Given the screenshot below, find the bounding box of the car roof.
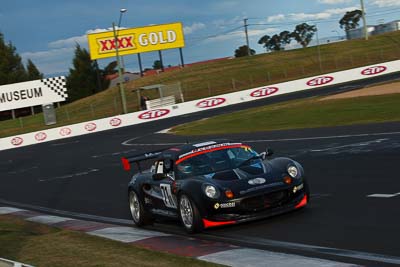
[160,140,244,161]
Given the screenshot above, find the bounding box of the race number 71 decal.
[160,184,177,209]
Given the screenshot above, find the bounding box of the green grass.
[0,215,223,267]
[172,93,400,135]
[1,31,400,138]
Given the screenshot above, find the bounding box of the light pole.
[360,0,368,40]
[315,23,322,73]
[113,8,128,114]
[243,18,251,56]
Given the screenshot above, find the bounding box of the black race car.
[122,141,309,233]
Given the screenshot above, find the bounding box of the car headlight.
[287,166,298,178]
[204,185,219,199]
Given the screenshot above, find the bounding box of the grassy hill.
[1,31,400,138]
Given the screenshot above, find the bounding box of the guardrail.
[1,60,399,151]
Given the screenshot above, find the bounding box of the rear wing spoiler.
[121,151,162,172]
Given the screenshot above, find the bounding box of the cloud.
[267,14,285,23]
[21,28,112,75]
[267,6,358,23]
[371,0,400,7]
[210,0,240,10]
[48,27,123,49]
[21,47,75,75]
[205,27,277,43]
[213,16,243,29]
[48,35,88,49]
[184,22,206,34]
[318,0,354,4]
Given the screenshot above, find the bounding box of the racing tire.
[129,189,153,226]
[178,194,203,234]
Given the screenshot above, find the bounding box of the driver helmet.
[178,162,192,174]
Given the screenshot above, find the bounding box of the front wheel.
[129,190,153,226]
[178,194,203,233]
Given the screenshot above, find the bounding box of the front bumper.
[202,190,308,228]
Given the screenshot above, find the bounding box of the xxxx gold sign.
[87,22,185,60]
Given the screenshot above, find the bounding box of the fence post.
[283,68,288,79]
[65,108,70,121]
[19,117,23,129]
[113,97,118,114]
[231,78,236,91]
[90,104,95,118]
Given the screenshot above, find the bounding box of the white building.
[347,26,375,40]
[374,20,400,35]
[346,20,400,40]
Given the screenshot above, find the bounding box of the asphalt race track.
[1,74,400,266]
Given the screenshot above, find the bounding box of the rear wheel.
[129,189,153,226]
[178,194,203,233]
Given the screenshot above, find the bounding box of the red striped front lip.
[295,194,308,209]
[202,218,236,229]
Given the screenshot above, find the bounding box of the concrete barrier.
[0,257,34,267]
[1,60,399,151]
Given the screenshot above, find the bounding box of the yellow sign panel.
[87,22,185,60]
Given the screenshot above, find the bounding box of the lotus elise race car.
[122,141,309,233]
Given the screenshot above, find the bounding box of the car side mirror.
[266,148,274,157]
[153,173,167,181]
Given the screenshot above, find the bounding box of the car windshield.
[176,145,262,178]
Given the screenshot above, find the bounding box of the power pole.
[244,18,251,56]
[360,0,368,40]
[112,22,128,114]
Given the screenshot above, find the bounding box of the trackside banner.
[87,22,185,60]
[0,77,67,111]
[1,60,399,151]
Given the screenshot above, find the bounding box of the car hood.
[199,161,289,196]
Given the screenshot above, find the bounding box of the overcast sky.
[1,0,400,76]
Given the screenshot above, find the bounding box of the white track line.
[198,248,359,267]
[38,168,100,182]
[27,215,72,225]
[212,235,400,265]
[88,226,170,243]
[121,131,400,146]
[367,192,400,198]
[244,131,400,143]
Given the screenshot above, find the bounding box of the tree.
[339,10,363,39]
[26,59,43,80]
[234,45,256,57]
[0,32,28,85]
[279,31,292,48]
[66,44,101,102]
[103,60,118,75]
[258,35,271,51]
[152,60,163,70]
[291,23,317,48]
[258,31,292,52]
